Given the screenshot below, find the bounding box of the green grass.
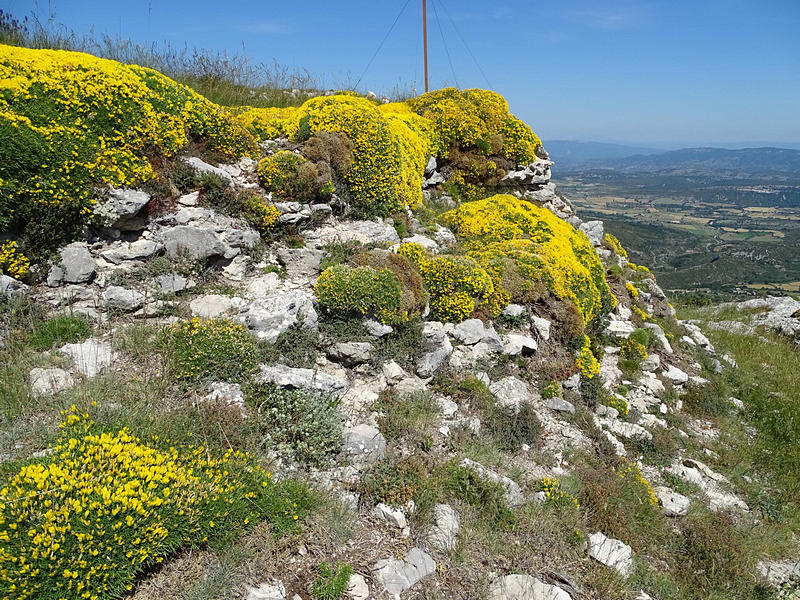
[27,315,91,351]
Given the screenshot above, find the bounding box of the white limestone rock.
[588,532,634,577]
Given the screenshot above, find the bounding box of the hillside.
[1,45,800,600]
[557,146,800,178]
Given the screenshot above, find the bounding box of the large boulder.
[161,226,230,260]
[489,376,532,410]
[96,187,151,230]
[59,242,96,284]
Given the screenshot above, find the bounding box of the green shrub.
[196,172,280,233]
[541,381,562,400]
[629,327,651,347]
[312,562,354,600]
[443,463,515,526]
[485,403,542,453]
[245,383,342,466]
[314,264,405,324]
[26,315,91,351]
[0,407,311,600]
[260,323,320,368]
[376,390,439,443]
[257,150,320,202]
[682,379,732,418]
[166,318,259,382]
[432,372,494,412]
[352,250,427,318]
[360,456,431,508]
[677,512,766,599]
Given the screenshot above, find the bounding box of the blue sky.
[10,0,800,147]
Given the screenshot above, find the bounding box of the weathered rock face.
[488,574,571,600]
[255,364,348,396]
[372,547,435,596]
[588,532,634,577]
[241,290,318,344]
[59,339,115,378]
[59,242,97,284]
[425,503,460,552]
[96,187,151,231]
[342,424,386,465]
[490,377,532,410]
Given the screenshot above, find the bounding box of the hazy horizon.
[6,0,800,145]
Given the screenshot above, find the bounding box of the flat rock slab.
[60,339,114,378]
[373,547,435,596]
[342,424,386,465]
[255,364,348,396]
[190,294,246,319]
[654,486,690,517]
[245,580,285,600]
[488,574,571,600]
[490,376,532,410]
[29,367,75,397]
[588,531,634,577]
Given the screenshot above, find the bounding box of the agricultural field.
[556,172,800,299]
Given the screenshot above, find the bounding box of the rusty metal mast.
[423,0,429,92]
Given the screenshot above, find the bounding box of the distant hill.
[544,140,661,167]
[553,145,800,177]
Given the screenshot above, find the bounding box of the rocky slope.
[1,46,799,600]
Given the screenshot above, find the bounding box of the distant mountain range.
[545,141,800,177]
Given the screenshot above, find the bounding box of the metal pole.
[423,0,429,92]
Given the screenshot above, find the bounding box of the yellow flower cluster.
[576,335,600,379]
[233,105,297,141]
[604,233,628,258]
[621,338,648,362]
[607,396,630,417]
[617,462,660,506]
[398,242,496,322]
[535,476,580,509]
[168,317,259,382]
[0,407,304,600]
[625,281,639,299]
[380,103,439,209]
[627,263,651,274]
[284,94,404,217]
[0,45,255,255]
[632,305,652,323]
[234,89,542,218]
[0,240,29,280]
[244,196,280,233]
[440,194,615,325]
[406,88,542,163]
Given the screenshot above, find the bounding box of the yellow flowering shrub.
[166,318,259,382]
[576,335,600,379]
[604,233,628,258]
[257,151,319,202]
[621,338,648,362]
[607,396,630,417]
[398,242,496,322]
[314,264,406,324]
[380,103,440,209]
[234,105,297,141]
[284,95,404,217]
[0,407,312,600]
[0,44,256,256]
[618,462,660,507]
[625,281,639,299]
[242,195,280,233]
[440,195,615,325]
[0,240,29,280]
[534,476,580,509]
[406,87,542,163]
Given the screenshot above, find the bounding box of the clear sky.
[9,0,800,147]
